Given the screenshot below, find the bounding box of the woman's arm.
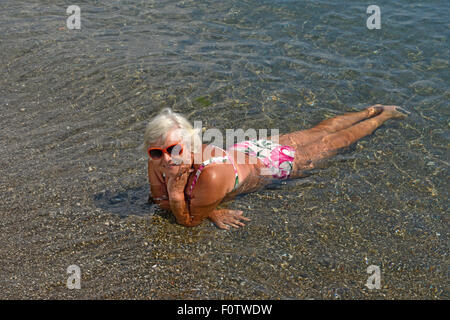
[147,160,170,210]
[169,197,220,227]
[165,164,211,226]
[168,166,250,228]
[169,196,250,229]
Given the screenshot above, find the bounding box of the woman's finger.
[176,165,184,177]
[219,223,229,230]
[178,165,192,178]
[233,211,251,221]
[233,220,246,227]
[227,221,241,228]
[215,221,228,230]
[231,216,246,225]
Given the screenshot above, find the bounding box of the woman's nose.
[162,151,172,162]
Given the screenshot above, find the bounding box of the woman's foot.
[380,105,411,119]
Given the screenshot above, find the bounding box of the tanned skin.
[147,104,409,229]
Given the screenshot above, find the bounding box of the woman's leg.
[277,105,383,147]
[289,106,409,177]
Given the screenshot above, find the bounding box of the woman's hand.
[209,209,251,230]
[166,164,193,199]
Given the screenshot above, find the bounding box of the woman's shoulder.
[190,145,229,171]
[188,165,230,205]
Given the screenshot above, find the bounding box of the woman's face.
[149,127,192,176]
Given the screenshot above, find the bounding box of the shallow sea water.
[0,0,448,299]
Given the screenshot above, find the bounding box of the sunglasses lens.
[167,144,182,156]
[149,149,163,159]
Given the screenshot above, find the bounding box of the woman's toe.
[394,106,410,115]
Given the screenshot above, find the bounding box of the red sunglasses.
[147,143,183,160]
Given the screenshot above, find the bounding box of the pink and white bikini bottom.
[228,139,296,179]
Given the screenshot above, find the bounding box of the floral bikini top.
[187,147,239,200]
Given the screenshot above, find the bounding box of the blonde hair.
[141,108,202,154]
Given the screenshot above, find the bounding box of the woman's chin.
[162,165,180,175]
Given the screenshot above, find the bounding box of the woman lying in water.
[142,105,409,229]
